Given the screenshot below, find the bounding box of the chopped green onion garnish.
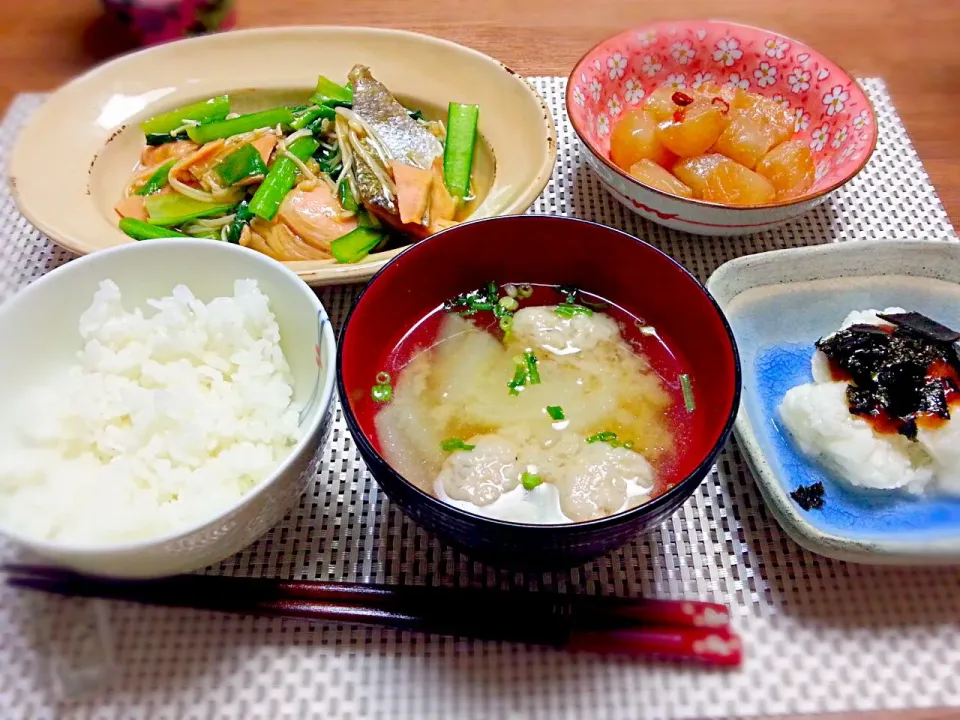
[546,406,565,421]
[524,351,540,385]
[517,284,534,299]
[372,371,393,403]
[371,384,393,403]
[586,431,618,444]
[680,373,696,412]
[623,440,635,449]
[445,281,501,317]
[521,471,543,491]
[558,284,579,304]
[441,438,476,452]
[555,304,593,318]
[498,296,519,312]
[499,315,514,333]
[507,363,527,396]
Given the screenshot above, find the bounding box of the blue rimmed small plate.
[708,240,960,564]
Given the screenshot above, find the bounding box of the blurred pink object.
[101,0,236,46]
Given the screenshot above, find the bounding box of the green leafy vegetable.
[441,437,476,452]
[525,350,541,385]
[680,373,696,412]
[555,304,594,319]
[311,76,353,106]
[186,107,294,144]
[223,201,255,244]
[331,227,383,264]
[546,406,565,421]
[443,103,479,198]
[145,133,178,146]
[144,194,237,227]
[338,179,358,211]
[118,218,188,241]
[290,105,335,131]
[134,159,177,196]
[521,472,543,490]
[586,431,618,444]
[248,135,319,221]
[140,95,230,135]
[215,144,268,186]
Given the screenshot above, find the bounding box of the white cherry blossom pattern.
[664,73,687,90]
[810,123,831,152]
[788,67,811,94]
[642,54,663,77]
[607,94,622,117]
[597,113,610,137]
[764,37,790,59]
[607,52,628,80]
[671,40,696,65]
[691,71,714,90]
[725,73,750,91]
[830,124,849,148]
[754,61,777,88]
[637,29,658,47]
[815,159,831,180]
[772,94,790,110]
[822,84,850,116]
[839,142,857,163]
[573,85,586,107]
[624,78,645,105]
[852,108,872,130]
[589,79,603,102]
[794,108,811,132]
[712,37,743,67]
[592,59,602,72]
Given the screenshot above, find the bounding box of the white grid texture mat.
[1,77,959,720]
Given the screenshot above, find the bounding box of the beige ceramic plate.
[9,27,556,286]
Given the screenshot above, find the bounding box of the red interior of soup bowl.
[566,20,878,206]
[339,216,740,497]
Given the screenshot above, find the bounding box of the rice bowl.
[0,238,336,577]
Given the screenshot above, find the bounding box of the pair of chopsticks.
[3,564,741,666]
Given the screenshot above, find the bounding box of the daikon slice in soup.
[366,283,696,524]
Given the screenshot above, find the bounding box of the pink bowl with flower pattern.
[566,20,878,236]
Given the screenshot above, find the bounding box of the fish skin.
[351,138,396,215]
[348,65,443,170]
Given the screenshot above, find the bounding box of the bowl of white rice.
[0,238,336,577]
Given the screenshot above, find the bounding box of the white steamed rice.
[0,279,300,544]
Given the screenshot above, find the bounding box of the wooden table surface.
[0,1,958,718]
[0,0,957,230]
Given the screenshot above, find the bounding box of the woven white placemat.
[1,78,959,720]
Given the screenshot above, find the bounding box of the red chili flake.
[712,97,731,113]
[672,109,685,123]
[671,91,695,106]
